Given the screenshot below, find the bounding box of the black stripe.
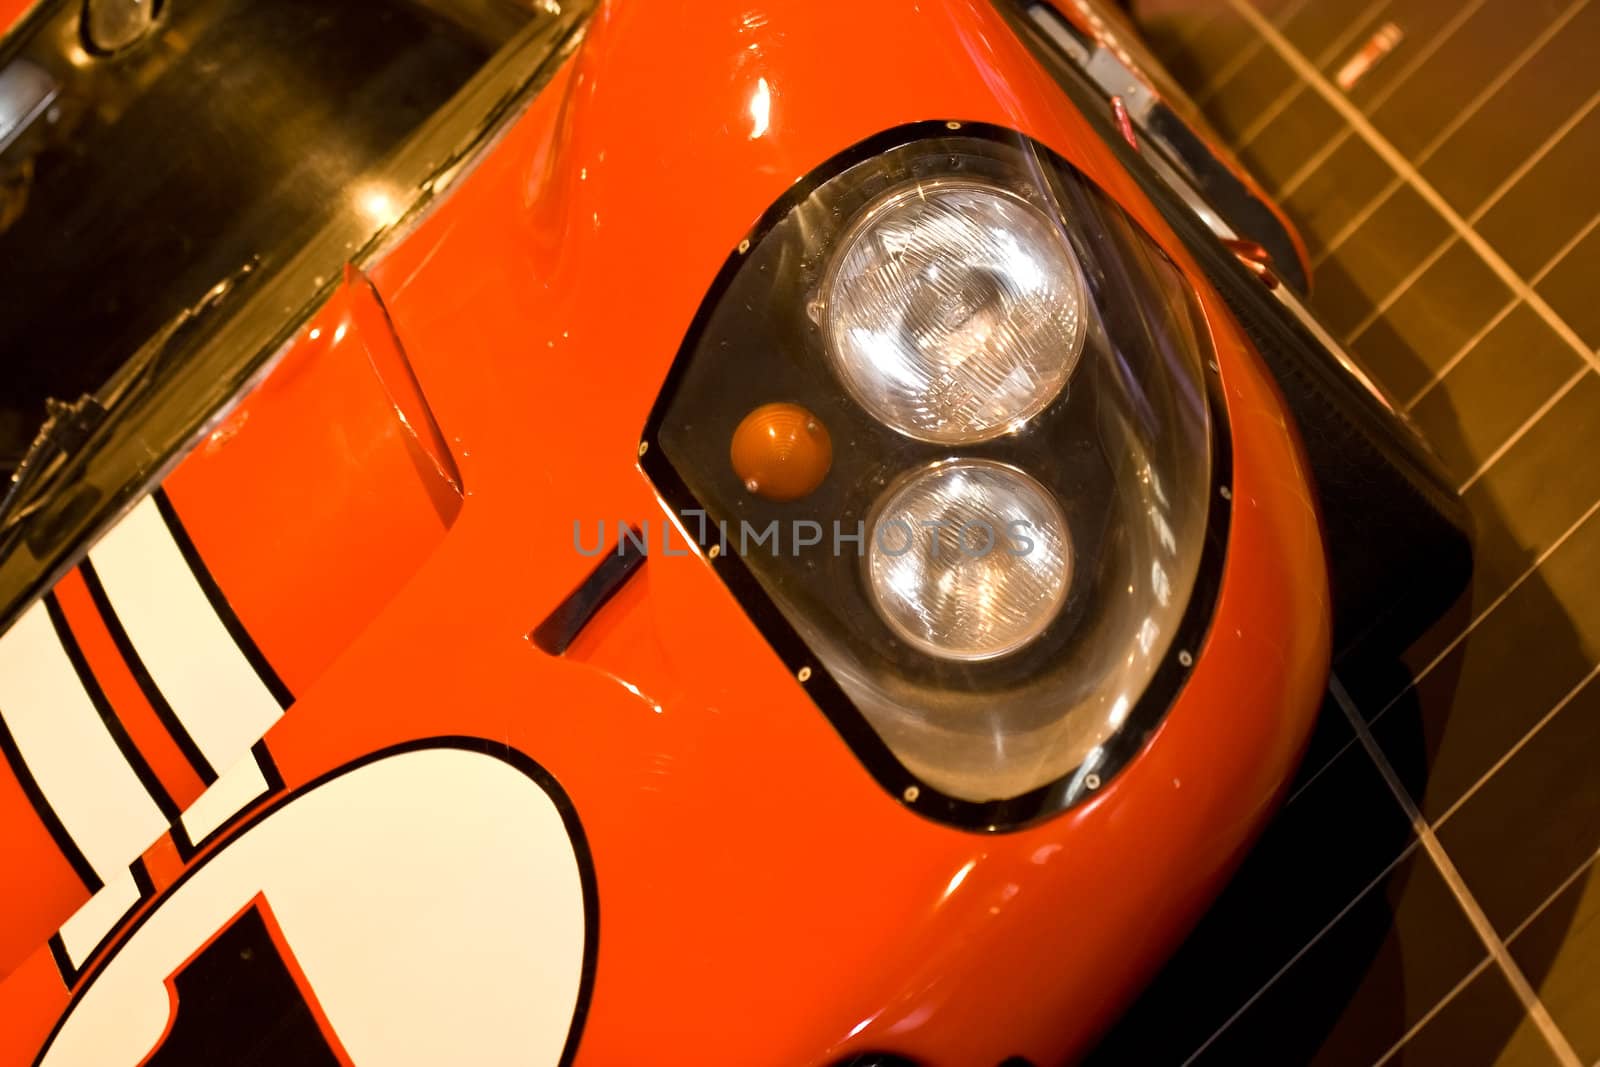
[47,934,74,986]
[130,855,155,896]
[79,560,218,785]
[252,738,285,792]
[45,594,182,824]
[171,744,284,863]
[0,706,101,893]
[150,489,294,710]
[169,813,193,860]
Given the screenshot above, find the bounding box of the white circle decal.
[39,743,594,1066]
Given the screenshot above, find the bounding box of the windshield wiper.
[0,393,107,536]
[0,258,258,548]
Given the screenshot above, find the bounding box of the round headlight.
[867,459,1071,661]
[821,179,1087,444]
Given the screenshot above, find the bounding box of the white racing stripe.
[0,602,168,883]
[2,491,293,974]
[57,871,143,967]
[88,496,284,774]
[181,754,271,847]
[0,602,168,968]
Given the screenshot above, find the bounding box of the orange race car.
[0,0,1469,1063]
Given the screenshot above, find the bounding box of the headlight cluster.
[641,123,1228,828]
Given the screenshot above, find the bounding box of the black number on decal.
[140,898,349,1066]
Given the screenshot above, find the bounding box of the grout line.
[1328,676,1585,1067]
[1533,210,1600,284]
[1300,0,1588,271]
[1401,298,1518,412]
[1308,174,1399,269]
[1508,846,1600,945]
[1367,490,1600,731]
[1406,0,1594,167]
[1354,0,1492,116]
[1282,730,1355,808]
[1457,369,1590,493]
[1296,459,1598,797]
[1229,0,1391,150]
[1403,211,1600,411]
[1308,174,1398,270]
[1467,86,1600,220]
[1232,83,1306,150]
[1342,88,1600,346]
[1273,0,1484,206]
[1300,592,1598,813]
[1434,661,1600,831]
[1399,0,1584,169]
[1311,0,1398,69]
[1433,0,1593,137]
[1223,0,1397,150]
[1222,0,1600,372]
[1195,36,1268,106]
[1193,0,1321,106]
[1177,840,1422,1067]
[1274,126,1349,199]
[1339,234,1455,345]
[1370,958,1496,1067]
[1186,15,1596,1052]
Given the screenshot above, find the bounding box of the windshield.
[0,0,589,629]
[0,0,540,471]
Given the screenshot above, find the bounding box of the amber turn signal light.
[730,402,832,501]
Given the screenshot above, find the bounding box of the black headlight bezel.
[639,120,1234,832]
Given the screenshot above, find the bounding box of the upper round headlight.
[821,179,1088,444]
[867,458,1071,661]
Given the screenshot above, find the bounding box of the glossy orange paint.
[2,0,1329,1062]
[0,0,32,35]
[0,738,83,989]
[160,278,462,698]
[0,948,66,1066]
[51,568,206,811]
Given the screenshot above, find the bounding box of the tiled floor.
[1090,1,1600,1063]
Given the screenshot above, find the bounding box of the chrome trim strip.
[0,58,55,156]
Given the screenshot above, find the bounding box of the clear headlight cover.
[642,125,1226,827]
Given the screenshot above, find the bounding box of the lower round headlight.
[866,459,1070,661]
[822,179,1088,444]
